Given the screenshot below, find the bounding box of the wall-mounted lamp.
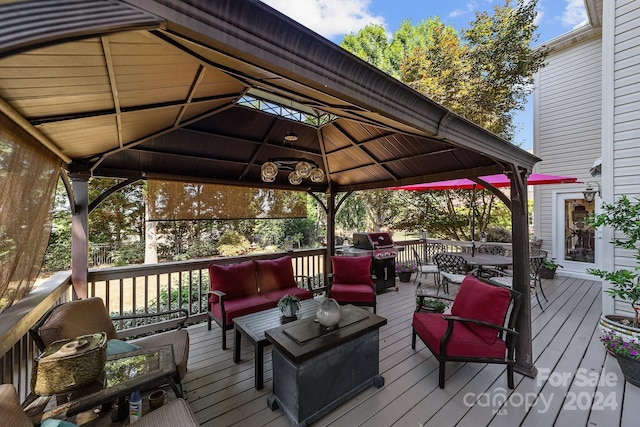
[582,181,601,203]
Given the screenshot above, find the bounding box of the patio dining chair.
[411,275,523,389]
[433,253,469,294]
[412,248,439,288]
[489,255,547,310]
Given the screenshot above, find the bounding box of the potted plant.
[277,294,300,319]
[396,261,416,282]
[588,196,640,345]
[600,330,640,387]
[540,258,563,279]
[417,298,449,313]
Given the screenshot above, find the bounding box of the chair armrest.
[293,275,312,291]
[443,314,518,335]
[111,308,189,328]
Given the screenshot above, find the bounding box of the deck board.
[180,276,639,427]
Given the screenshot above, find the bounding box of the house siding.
[611,0,640,314]
[534,35,602,260]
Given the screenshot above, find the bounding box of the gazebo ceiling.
[0,0,540,193]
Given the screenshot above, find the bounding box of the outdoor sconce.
[582,181,601,203]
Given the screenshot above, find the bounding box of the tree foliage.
[339,0,545,239]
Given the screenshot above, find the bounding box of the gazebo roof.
[0,0,539,193]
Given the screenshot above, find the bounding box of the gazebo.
[0,0,540,380]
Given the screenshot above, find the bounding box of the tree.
[341,25,393,75]
[340,0,544,239]
[401,0,545,139]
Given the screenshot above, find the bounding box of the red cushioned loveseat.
[207,255,314,349]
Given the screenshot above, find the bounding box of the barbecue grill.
[339,232,399,293]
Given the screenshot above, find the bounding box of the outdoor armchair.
[29,298,190,394]
[411,275,523,389]
[1,383,199,427]
[328,256,376,313]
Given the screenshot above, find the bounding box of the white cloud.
[261,0,386,41]
[561,0,587,28]
[449,1,478,19]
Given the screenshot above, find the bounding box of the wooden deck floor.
[181,276,640,427]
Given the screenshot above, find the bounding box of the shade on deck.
[182,275,637,427]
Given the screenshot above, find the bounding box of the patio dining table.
[443,252,513,275]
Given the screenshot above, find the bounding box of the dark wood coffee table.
[233,298,318,390]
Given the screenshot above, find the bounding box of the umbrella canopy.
[391,173,578,191]
[389,173,578,256]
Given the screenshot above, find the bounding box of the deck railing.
[0,240,425,400]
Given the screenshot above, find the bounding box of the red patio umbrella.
[390,173,579,255]
[391,173,578,191]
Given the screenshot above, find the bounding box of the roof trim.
[0,0,164,56]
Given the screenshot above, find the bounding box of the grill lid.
[352,232,394,249]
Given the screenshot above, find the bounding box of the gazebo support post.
[70,172,90,299]
[509,172,537,379]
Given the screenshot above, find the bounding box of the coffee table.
[233,298,318,390]
[27,345,179,424]
[265,305,387,427]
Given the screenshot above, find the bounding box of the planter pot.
[280,306,298,319]
[599,314,640,343]
[398,272,412,282]
[616,354,640,388]
[540,266,557,279]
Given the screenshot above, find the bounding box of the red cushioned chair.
[329,256,376,313]
[411,275,523,389]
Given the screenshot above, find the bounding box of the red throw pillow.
[256,256,296,293]
[451,275,512,344]
[331,256,372,285]
[208,260,257,301]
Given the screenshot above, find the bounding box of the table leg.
[255,342,265,390]
[234,329,241,363]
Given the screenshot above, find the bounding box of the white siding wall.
[610,0,640,314]
[534,36,602,258]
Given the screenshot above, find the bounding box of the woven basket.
[31,332,107,396]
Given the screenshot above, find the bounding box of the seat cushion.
[330,283,374,303]
[262,286,313,304]
[451,275,511,344]
[0,384,32,427]
[413,312,506,359]
[419,264,439,273]
[107,339,142,356]
[331,256,373,285]
[440,272,466,284]
[131,329,190,381]
[489,276,513,287]
[255,256,296,293]
[208,260,258,303]
[37,297,118,346]
[134,398,199,427]
[209,294,275,325]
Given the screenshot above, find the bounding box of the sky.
[260,0,590,150]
